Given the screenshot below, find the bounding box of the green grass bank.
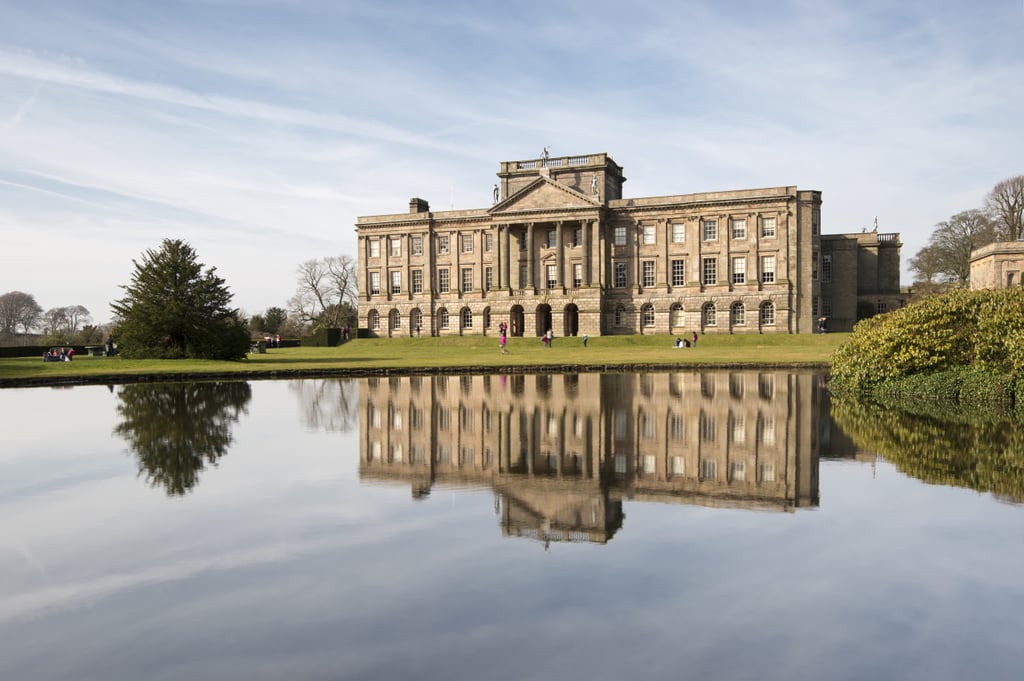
[0,333,844,388]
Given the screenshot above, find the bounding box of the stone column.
[525,222,535,292]
[556,221,564,288]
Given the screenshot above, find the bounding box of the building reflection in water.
[360,371,825,545]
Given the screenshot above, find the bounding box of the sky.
[1,0,1022,326]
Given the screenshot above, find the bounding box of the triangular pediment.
[490,176,601,215]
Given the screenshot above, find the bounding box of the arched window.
[389,309,400,331]
[461,307,473,329]
[759,301,775,326]
[702,302,717,327]
[410,308,422,335]
[368,309,380,330]
[670,303,684,328]
[641,304,655,327]
[483,307,491,329]
[730,302,745,326]
[438,308,449,330]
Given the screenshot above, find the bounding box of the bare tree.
[0,290,43,335]
[985,175,1024,241]
[911,210,996,287]
[42,305,92,337]
[288,255,358,330]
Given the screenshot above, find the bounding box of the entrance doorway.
[564,304,579,336]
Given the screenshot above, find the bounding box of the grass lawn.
[0,333,846,387]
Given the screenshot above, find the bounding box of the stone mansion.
[356,152,902,337]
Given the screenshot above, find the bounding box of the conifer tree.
[111,239,250,359]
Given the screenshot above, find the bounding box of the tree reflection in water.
[831,397,1024,503]
[287,378,358,433]
[114,381,252,495]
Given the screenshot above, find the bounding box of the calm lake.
[2,371,1023,681]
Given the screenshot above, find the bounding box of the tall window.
[368,309,379,329]
[812,208,820,235]
[703,219,718,241]
[671,259,685,286]
[573,263,583,288]
[390,238,401,257]
[614,305,625,326]
[614,226,627,246]
[412,269,423,294]
[462,308,472,329]
[485,233,493,251]
[703,302,717,327]
[438,235,449,254]
[822,297,833,317]
[670,303,684,328]
[411,236,423,256]
[461,267,473,292]
[642,260,656,287]
[761,255,776,284]
[573,227,582,247]
[730,302,745,326]
[546,264,557,289]
[642,304,655,327]
[703,258,717,285]
[731,218,747,239]
[389,309,400,330]
[369,271,381,295]
[369,239,380,258]
[822,254,832,283]
[812,249,819,280]
[672,222,685,243]
[438,308,449,329]
[759,301,775,325]
[390,270,401,294]
[732,257,746,284]
[519,264,527,288]
[761,217,777,238]
[546,229,557,248]
[614,262,628,288]
[438,269,450,293]
[643,224,656,245]
[484,267,493,291]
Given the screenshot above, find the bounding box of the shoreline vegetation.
[0,333,842,388]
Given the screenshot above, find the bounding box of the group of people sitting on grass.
[674,332,699,349]
[42,347,75,362]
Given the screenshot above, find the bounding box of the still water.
[1,371,1022,681]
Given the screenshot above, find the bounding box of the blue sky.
[2,0,1022,325]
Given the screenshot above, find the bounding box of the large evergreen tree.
[111,239,250,359]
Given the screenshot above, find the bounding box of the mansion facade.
[356,152,901,337]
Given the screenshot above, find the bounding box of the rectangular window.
[485,267,493,291]
[546,264,557,289]
[761,255,776,284]
[412,269,423,294]
[461,267,473,292]
[732,257,746,284]
[369,239,380,258]
[547,229,557,248]
[812,208,820,236]
[761,217,777,238]
[731,219,747,239]
[671,456,685,476]
[614,226,627,246]
[672,222,685,243]
[573,263,582,288]
[702,258,717,285]
[369,271,381,295]
[812,249,819,280]
[462,234,473,253]
[390,238,401,257]
[670,413,685,440]
[730,461,746,482]
[439,269,450,293]
[877,302,888,314]
[671,259,685,286]
[438,235,449,254]
[701,458,717,480]
[703,219,717,241]
[822,297,833,317]
[642,260,655,287]
[485,233,493,252]
[822,254,832,283]
[573,227,582,247]
[390,270,401,294]
[614,262,627,288]
[411,236,423,256]
[519,264,527,288]
[643,224,655,245]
